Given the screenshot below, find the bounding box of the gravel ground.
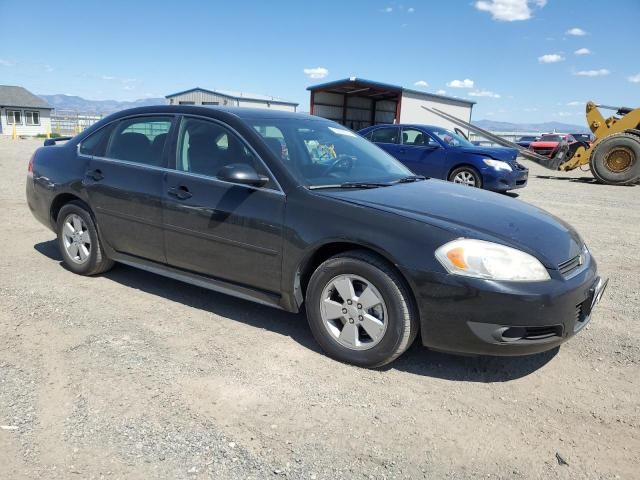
[1,137,638,480]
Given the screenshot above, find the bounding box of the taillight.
[27,153,34,176]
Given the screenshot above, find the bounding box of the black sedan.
[26,106,607,367]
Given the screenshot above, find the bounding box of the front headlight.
[483,159,512,171]
[435,239,550,282]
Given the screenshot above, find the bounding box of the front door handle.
[168,185,192,200]
[85,169,103,181]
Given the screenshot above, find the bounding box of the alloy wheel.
[453,170,477,186]
[62,214,92,264]
[319,274,388,351]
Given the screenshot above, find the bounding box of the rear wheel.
[449,166,482,188]
[305,250,418,368]
[56,202,113,275]
[589,133,640,185]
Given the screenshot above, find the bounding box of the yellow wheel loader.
[422,103,640,186]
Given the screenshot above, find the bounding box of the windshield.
[249,118,413,187]
[539,135,563,142]
[428,127,474,147]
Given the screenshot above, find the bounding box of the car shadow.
[34,239,557,383]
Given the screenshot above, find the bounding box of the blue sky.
[1,0,638,123]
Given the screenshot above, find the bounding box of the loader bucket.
[421,107,568,171]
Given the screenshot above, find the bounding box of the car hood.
[530,141,560,148]
[317,180,583,268]
[457,146,519,163]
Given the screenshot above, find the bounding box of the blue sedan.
[358,124,529,192]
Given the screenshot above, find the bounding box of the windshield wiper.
[309,181,393,190]
[394,175,427,183]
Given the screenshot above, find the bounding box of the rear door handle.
[168,185,192,200]
[85,169,103,181]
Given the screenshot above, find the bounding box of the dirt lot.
[1,137,638,480]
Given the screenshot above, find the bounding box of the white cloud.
[538,53,564,63]
[446,78,474,88]
[566,27,587,36]
[407,7,415,13]
[303,67,329,79]
[574,69,610,77]
[566,101,583,106]
[101,75,116,81]
[574,48,590,55]
[436,89,447,95]
[385,6,392,12]
[469,89,501,98]
[474,0,546,22]
[627,73,640,83]
[555,111,579,117]
[414,80,429,87]
[0,58,14,67]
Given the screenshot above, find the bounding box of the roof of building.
[165,87,298,106]
[307,77,476,107]
[0,85,52,109]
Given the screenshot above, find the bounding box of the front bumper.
[481,164,529,192]
[406,256,605,356]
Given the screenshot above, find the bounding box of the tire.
[448,166,482,188]
[56,201,114,276]
[589,133,640,185]
[305,250,418,368]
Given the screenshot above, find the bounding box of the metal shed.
[166,87,298,112]
[307,77,475,131]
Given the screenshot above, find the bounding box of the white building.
[307,77,475,131]
[0,85,52,136]
[166,87,298,112]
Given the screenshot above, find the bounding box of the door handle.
[168,185,192,200]
[85,169,103,181]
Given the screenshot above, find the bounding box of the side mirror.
[217,163,269,187]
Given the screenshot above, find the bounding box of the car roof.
[359,123,449,132]
[101,105,323,122]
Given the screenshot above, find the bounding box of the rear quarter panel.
[27,143,89,230]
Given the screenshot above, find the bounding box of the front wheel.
[589,133,640,185]
[449,166,482,188]
[305,251,418,368]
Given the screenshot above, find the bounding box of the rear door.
[397,127,447,177]
[369,126,401,157]
[81,115,174,263]
[162,116,285,293]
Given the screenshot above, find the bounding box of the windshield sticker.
[328,127,357,137]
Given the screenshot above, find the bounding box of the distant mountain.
[38,94,166,114]
[474,119,588,133]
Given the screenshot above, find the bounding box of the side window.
[105,116,172,166]
[253,125,290,162]
[402,128,438,147]
[370,127,399,144]
[79,123,115,157]
[177,117,275,189]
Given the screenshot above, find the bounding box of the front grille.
[575,302,584,323]
[558,254,582,276]
[532,148,553,156]
[516,179,527,185]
